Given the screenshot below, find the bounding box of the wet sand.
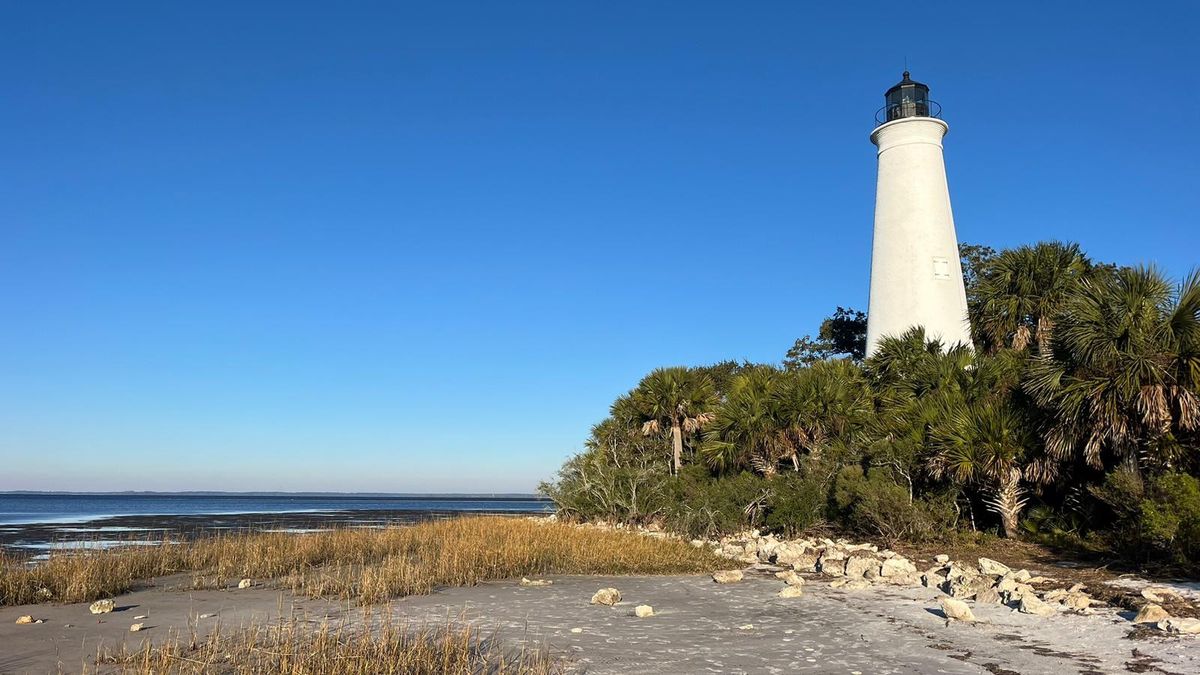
[3,569,1198,674]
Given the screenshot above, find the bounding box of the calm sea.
[0,493,552,555]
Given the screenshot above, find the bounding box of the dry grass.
[1,516,720,606]
[93,613,563,674]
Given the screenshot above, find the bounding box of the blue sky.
[1,1,1196,492]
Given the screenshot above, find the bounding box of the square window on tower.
[932,257,952,280]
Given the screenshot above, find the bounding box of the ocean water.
[0,493,552,554]
[0,493,551,526]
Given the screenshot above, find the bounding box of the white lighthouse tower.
[865,72,972,356]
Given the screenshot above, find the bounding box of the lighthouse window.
[932,257,952,280]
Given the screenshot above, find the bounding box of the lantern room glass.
[884,73,930,122]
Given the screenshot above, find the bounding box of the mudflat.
[3,569,1199,674]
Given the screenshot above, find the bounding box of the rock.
[712,570,744,584]
[1158,617,1200,635]
[590,588,622,606]
[520,577,553,587]
[1062,592,1092,611]
[844,556,881,579]
[830,578,872,591]
[775,570,805,587]
[883,571,924,587]
[774,542,812,567]
[818,550,847,576]
[89,600,115,615]
[945,563,977,582]
[634,604,654,618]
[570,627,583,634]
[1133,603,1171,625]
[1141,587,1181,604]
[133,615,148,620]
[738,624,755,630]
[129,623,145,632]
[237,578,252,589]
[1042,589,1068,603]
[15,615,35,625]
[942,580,978,600]
[690,539,705,548]
[1019,595,1058,617]
[756,541,782,563]
[923,572,947,589]
[935,554,950,564]
[1012,570,1032,582]
[1067,583,1086,593]
[34,587,53,601]
[939,597,976,622]
[790,552,822,573]
[778,586,805,598]
[975,588,1003,604]
[978,557,1011,577]
[198,613,215,619]
[880,557,918,577]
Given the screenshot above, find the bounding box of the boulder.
[1061,592,1092,611]
[790,552,822,573]
[1019,595,1058,617]
[1158,617,1200,635]
[942,580,978,600]
[1011,569,1032,582]
[774,542,812,567]
[590,588,622,606]
[818,550,847,577]
[237,578,253,589]
[89,600,115,615]
[922,572,947,589]
[634,605,654,618]
[775,570,805,587]
[712,570,744,584]
[935,554,950,564]
[756,540,783,563]
[939,597,976,622]
[882,571,924,587]
[129,622,145,632]
[880,557,917,577]
[520,577,553,587]
[978,557,1011,577]
[1141,587,1181,604]
[1042,589,1068,603]
[15,615,34,625]
[778,586,805,598]
[830,578,872,591]
[844,555,881,579]
[975,588,1003,604]
[1133,603,1170,625]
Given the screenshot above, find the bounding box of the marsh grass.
[1,516,720,606]
[93,612,564,674]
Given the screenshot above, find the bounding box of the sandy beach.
[4,567,1199,674]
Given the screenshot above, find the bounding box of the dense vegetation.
[541,242,1200,570]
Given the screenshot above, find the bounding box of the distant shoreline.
[0,491,547,499]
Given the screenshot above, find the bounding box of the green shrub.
[663,467,767,538]
[539,453,669,524]
[1140,472,1200,567]
[762,473,830,536]
[833,466,957,544]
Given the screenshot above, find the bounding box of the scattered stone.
[590,588,622,606]
[1133,603,1171,625]
[712,570,744,584]
[939,597,976,622]
[520,577,553,587]
[978,557,1011,577]
[845,555,880,579]
[129,623,145,632]
[1011,569,1032,582]
[89,600,115,615]
[237,578,253,589]
[15,615,35,625]
[634,604,655,618]
[923,572,947,589]
[818,550,847,576]
[778,586,805,598]
[1061,592,1092,611]
[775,570,805,587]
[198,613,215,619]
[1158,617,1200,635]
[570,627,583,634]
[883,571,924,587]
[738,624,755,630]
[975,588,1003,604]
[935,554,950,564]
[34,587,53,601]
[830,578,872,591]
[1043,589,1068,603]
[1067,583,1086,593]
[1141,587,1181,604]
[133,615,148,620]
[1019,595,1058,617]
[790,552,822,573]
[880,557,917,577]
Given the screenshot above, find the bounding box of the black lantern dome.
[876,71,942,125]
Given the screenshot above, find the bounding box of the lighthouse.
[865,72,972,356]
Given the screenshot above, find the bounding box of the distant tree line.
[540,242,1200,570]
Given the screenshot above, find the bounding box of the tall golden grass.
[93,613,563,674]
[1,516,719,606]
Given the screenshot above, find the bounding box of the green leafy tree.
[785,307,867,368]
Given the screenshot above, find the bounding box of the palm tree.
[701,368,790,476]
[930,400,1037,537]
[633,367,718,475]
[1025,266,1200,472]
[774,359,871,464]
[971,241,1092,354]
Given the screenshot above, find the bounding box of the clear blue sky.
[2,1,1196,492]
